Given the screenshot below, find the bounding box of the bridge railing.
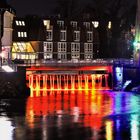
[12,58,114,66]
[10,52,136,67]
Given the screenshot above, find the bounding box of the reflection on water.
[0,117,14,140]
[0,91,140,140]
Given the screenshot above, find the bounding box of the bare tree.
[90,0,136,58]
[53,0,136,58]
[108,0,136,57]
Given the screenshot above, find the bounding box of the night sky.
[8,0,58,16]
[8,0,90,17]
[7,0,136,18]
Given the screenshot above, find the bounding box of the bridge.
[0,51,139,97]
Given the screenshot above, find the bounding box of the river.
[0,90,140,140]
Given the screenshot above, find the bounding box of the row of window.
[46,30,93,41]
[15,19,111,29]
[44,53,93,60]
[56,20,99,29]
[18,32,27,37]
[44,42,93,53]
[56,20,112,29]
[43,20,101,29]
[16,21,25,26]
[12,51,92,60]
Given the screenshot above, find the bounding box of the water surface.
[0,90,140,140]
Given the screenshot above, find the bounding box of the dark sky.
[8,0,58,16]
[8,0,92,17]
[8,0,136,18]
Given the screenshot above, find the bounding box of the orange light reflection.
[26,90,113,131]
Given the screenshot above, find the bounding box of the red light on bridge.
[26,66,112,97]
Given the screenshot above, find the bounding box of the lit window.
[16,21,19,26]
[44,20,47,26]
[15,20,25,26]
[46,30,53,40]
[71,43,80,52]
[58,42,67,52]
[57,42,67,60]
[84,43,93,53]
[19,21,22,26]
[71,53,80,59]
[73,31,80,41]
[58,53,67,60]
[71,21,77,28]
[43,20,50,29]
[44,42,53,59]
[60,30,66,41]
[12,42,36,60]
[17,32,27,38]
[85,54,93,59]
[24,32,27,37]
[87,31,93,42]
[44,42,53,52]
[57,20,64,28]
[71,43,80,59]
[21,32,24,37]
[18,32,21,37]
[83,22,90,29]
[22,21,25,26]
[92,21,99,28]
[84,43,93,59]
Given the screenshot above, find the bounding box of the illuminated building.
[12,16,45,61]
[0,1,15,60]
[11,16,101,62]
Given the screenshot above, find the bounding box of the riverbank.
[0,67,30,98]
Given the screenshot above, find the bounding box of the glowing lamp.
[108,21,111,29]
[92,21,99,28]
[133,41,137,47]
[133,41,140,48]
[0,52,5,58]
[2,65,14,72]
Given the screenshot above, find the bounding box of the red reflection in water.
[26,90,113,130]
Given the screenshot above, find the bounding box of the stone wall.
[0,67,29,98]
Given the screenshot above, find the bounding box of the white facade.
[1,11,15,59]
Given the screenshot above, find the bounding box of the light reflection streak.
[105,120,113,140]
[25,89,140,139]
[115,119,121,140]
[26,90,113,132]
[0,117,15,140]
[131,114,139,140]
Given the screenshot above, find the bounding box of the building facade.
[43,18,100,62]
[0,1,15,60]
[12,16,100,62]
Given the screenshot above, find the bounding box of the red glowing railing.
[26,66,112,97]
